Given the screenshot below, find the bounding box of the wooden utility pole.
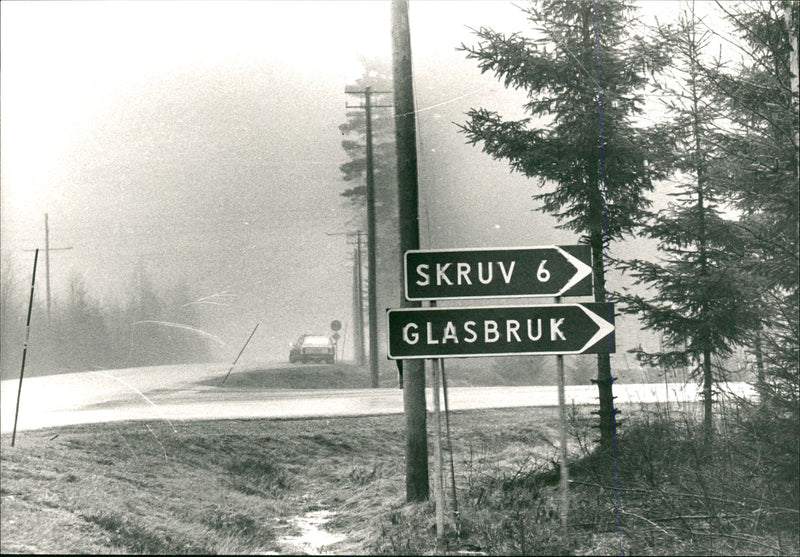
[42,212,76,322]
[24,213,72,323]
[352,235,365,366]
[364,88,380,388]
[328,230,366,366]
[346,88,391,388]
[392,0,429,502]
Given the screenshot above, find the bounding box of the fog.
[1,1,727,378]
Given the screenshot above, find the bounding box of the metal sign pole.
[430,357,446,541]
[429,300,446,540]
[12,249,39,447]
[555,296,569,535]
[440,360,460,533]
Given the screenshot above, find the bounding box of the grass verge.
[2,403,798,554]
[370,402,800,555]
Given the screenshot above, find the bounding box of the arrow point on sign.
[556,246,593,295]
[578,304,615,352]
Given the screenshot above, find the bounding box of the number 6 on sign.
[537,260,550,282]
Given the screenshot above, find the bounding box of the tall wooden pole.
[364,87,380,388]
[353,242,365,366]
[345,91,389,385]
[392,0,429,502]
[25,214,71,324]
[356,232,366,366]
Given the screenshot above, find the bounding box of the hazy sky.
[0,1,728,367]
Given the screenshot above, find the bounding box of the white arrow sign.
[404,245,594,300]
[555,246,593,296]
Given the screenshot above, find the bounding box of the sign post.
[389,245,614,539]
[430,358,445,541]
[331,331,341,364]
[330,320,342,365]
[555,296,569,536]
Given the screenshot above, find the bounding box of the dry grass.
[1,415,395,553]
[1,406,566,554]
[2,402,798,555]
[369,403,800,556]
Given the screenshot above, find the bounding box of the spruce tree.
[707,1,798,451]
[459,0,665,446]
[617,4,761,438]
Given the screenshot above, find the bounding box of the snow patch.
[278,510,345,555]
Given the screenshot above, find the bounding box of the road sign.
[331,332,341,343]
[387,303,614,359]
[330,320,342,331]
[404,245,592,301]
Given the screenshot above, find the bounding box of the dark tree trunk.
[702,346,713,439]
[591,230,617,447]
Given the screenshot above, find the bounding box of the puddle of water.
[278,510,345,555]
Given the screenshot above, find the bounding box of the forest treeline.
[0,263,213,379]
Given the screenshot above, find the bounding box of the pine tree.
[339,58,401,363]
[617,3,761,438]
[706,1,798,452]
[339,58,399,267]
[458,0,666,446]
[340,59,397,220]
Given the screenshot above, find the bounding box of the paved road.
[1,362,755,433]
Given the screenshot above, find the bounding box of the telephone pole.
[327,230,366,367]
[346,87,392,388]
[392,0,429,502]
[24,213,72,323]
[351,232,366,366]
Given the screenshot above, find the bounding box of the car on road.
[289,334,335,364]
